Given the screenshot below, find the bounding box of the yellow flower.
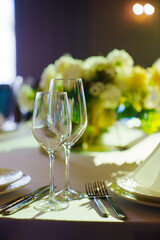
[89,82,104,96]
[141,111,160,134]
[87,103,116,128]
[121,66,148,112]
[125,66,147,91]
[100,84,121,109]
[149,68,160,88]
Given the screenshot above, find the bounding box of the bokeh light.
[133,3,144,15]
[144,3,155,15]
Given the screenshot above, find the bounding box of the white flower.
[17,84,35,112]
[89,82,104,96]
[40,64,57,91]
[100,84,121,109]
[55,55,83,79]
[152,58,160,69]
[144,86,160,109]
[83,56,115,81]
[152,58,160,71]
[106,49,134,69]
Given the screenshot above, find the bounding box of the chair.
[0,84,12,118]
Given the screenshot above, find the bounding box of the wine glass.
[32,92,71,211]
[49,78,87,201]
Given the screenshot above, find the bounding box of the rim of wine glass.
[50,78,82,81]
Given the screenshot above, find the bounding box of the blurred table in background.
[0,124,160,240]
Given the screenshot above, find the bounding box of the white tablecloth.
[0,124,160,240]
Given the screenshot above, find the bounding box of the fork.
[85,183,109,217]
[94,181,127,220]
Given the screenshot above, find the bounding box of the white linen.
[0,125,160,223]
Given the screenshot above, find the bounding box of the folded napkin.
[132,143,160,193]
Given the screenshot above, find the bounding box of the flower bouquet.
[17,49,160,151]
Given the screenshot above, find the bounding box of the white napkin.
[133,142,160,193]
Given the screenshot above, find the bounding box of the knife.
[3,187,50,215]
[0,185,49,214]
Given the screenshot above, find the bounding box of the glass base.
[34,197,69,212]
[55,189,85,201]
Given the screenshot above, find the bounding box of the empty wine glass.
[32,92,71,211]
[49,79,87,201]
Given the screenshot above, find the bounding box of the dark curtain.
[15,0,91,83]
[15,0,160,84]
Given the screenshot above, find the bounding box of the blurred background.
[14,0,160,83]
[0,0,160,121]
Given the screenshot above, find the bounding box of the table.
[0,124,160,240]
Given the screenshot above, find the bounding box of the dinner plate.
[116,175,160,203]
[110,183,160,208]
[0,175,31,195]
[0,168,23,187]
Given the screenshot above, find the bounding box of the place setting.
[0,78,87,215]
[110,142,160,208]
[0,168,31,195]
[83,140,160,218]
[1,1,160,238]
[1,76,160,220]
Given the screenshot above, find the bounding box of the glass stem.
[48,153,56,203]
[64,145,71,191]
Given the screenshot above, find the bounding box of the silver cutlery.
[94,181,127,220]
[0,185,49,214]
[3,187,50,215]
[85,183,109,217]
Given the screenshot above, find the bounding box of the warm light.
[133,3,144,15]
[144,3,155,15]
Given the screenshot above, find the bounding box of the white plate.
[0,175,31,194]
[0,168,23,187]
[110,183,160,208]
[116,175,160,203]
